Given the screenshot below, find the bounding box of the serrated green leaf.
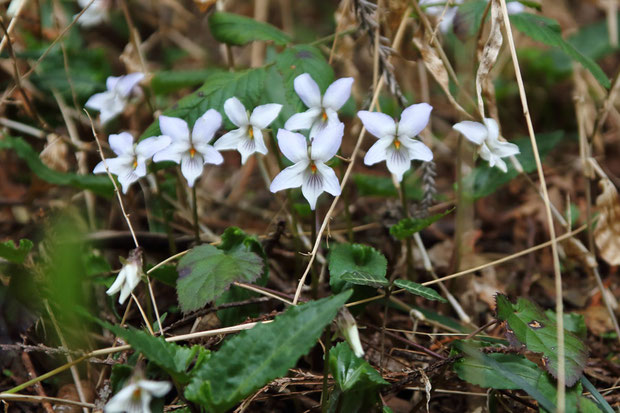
[215,227,269,326]
[545,310,587,340]
[329,243,387,293]
[185,291,352,413]
[330,342,388,392]
[454,344,586,413]
[0,239,33,264]
[176,244,264,312]
[455,341,556,411]
[0,136,114,197]
[389,209,453,240]
[340,271,389,288]
[141,68,267,140]
[107,324,210,385]
[466,131,564,199]
[208,12,291,46]
[495,294,588,386]
[510,13,610,88]
[394,279,446,302]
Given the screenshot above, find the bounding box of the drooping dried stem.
[353,0,408,107]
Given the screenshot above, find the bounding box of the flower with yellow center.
[214,97,282,164]
[284,73,353,138]
[270,123,344,210]
[358,103,434,182]
[104,379,171,413]
[153,110,224,187]
[93,132,170,193]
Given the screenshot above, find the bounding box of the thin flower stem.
[192,185,200,244]
[398,182,415,280]
[320,330,332,413]
[154,172,177,255]
[339,160,354,242]
[310,209,319,299]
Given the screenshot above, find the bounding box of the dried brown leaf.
[594,178,620,265]
[475,0,502,117]
[412,28,469,118]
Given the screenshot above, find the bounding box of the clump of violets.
[93,132,170,193]
[105,378,171,413]
[153,110,224,187]
[86,73,144,124]
[214,97,282,164]
[270,123,344,210]
[358,103,434,181]
[453,117,519,172]
[285,73,353,138]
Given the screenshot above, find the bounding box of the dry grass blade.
[593,177,620,266]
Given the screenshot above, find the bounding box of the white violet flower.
[420,0,524,32]
[106,249,143,305]
[75,0,110,28]
[93,132,170,194]
[453,117,520,173]
[153,111,224,187]
[357,103,434,182]
[214,97,282,164]
[85,73,144,124]
[105,379,171,413]
[284,73,353,138]
[337,308,365,358]
[270,123,344,210]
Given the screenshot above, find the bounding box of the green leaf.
[176,243,264,313]
[329,244,387,293]
[580,376,614,413]
[330,342,388,392]
[185,291,352,413]
[495,294,588,386]
[0,136,114,197]
[215,227,269,326]
[340,271,389,288]
[454,343,588,413]
[141,68,267,140]
[389,209,453,240]
[151,69,222,95]
[0,239,33,264]
[466,131,564,199]
[393,279,446,302]
[106,324,210,385]
[208,12,291,46]
[545,310,587,340]
[510,13,610,88]
[353,173,423,200]
[454,341,556,412]
[267,45,334,131]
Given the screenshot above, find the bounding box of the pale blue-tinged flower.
[105,379,171,413]
[284,73,353,138]
[153,111,224,187]
[270,123,344,210]
[93,132,170,194]
[453,118,520,173]
[214,97,282,164]
[85,73,144,124]
[75,0,110,27]
[358,103,434,182]
[420,0,524,32]
[337,308,365,358]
